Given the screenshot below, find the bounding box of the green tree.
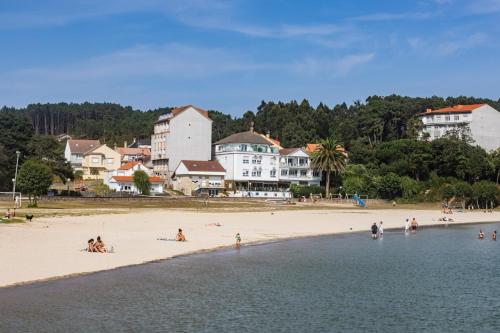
[472,181,498,209]
[376,173,402,199]
[17,159,53,206]
[133,170,151,195]
[94,182,111,197]
[310,138,347,197]
[489,148,500,185]
[454,181,472,209]
[400,176,421,200]
[27,135,74,182]
[440,184,455,203]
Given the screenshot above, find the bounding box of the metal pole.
[12,151,20,200]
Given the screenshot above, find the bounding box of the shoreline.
[1,209,499,289]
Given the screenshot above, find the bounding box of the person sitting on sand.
[235,233,241,248]
[176,228,186,242]
[478,230,485,240]
[492,231,497,241]
[4,209,11,219]
[371,222,378,239]
[87,239,95,252]
[411,218,418,232]
[94,236,107,252]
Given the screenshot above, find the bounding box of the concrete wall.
[469,105,500,152]
[166,108,212,173]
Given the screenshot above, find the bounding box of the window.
[289,170,298,177]
[313,171,320,177]
[242,156,249,164]
[445,116,450,121]
[300,170,307,177]
[251,169,262,177]
[91,157,99,163]
[256,156,262,164]
[463,114,468,119]
[299,158,307,166]
[454,115,459,121]
[270,169,277,178]
[281,169,288,176]
[251,156,257,164]
[270,156,276,165]
[242,170,249,177]
[240,144,248,152]
[106,158,114,164]
[435,115,442,121]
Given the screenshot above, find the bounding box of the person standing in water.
[411,218,418,232]
[371,223,378,239]
[378,221,384,238]
[478,229,485,240]
[492,231,497,241]
[404,219,410,233]
[235,233,241,248]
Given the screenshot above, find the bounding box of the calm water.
[1,223,499,333]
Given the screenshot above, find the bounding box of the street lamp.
[67,178,71,195]
[12,151,21,200]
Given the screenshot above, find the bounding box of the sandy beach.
[1,208,499,288]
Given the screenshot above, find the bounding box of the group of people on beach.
[478,229,496,241]
[372,218,419,238]
[87,236,109,253]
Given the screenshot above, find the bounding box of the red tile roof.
[180,160,225,172]
[111,176,163,183]
[305,143,319,153]
[118,161,140,170]
[116,147,151,156]
[419,104,485,115]
[68,140,100,154]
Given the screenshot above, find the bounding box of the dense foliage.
[1,95,499,205]
[16,159,53,206]
[133,170,151,195]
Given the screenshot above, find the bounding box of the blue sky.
[0,0,499,115]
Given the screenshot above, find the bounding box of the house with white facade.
[172,160,226,196]
[105,161,163,194]
[279,148,321,186]
[418,104,500,151]
[151,105,212,180]
[214,129,293,198]
[64,139,100,171]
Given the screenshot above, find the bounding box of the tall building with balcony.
[151,105,213,179]
[279,148,321,186]
[417,104,500,151]
[214,129,285,196]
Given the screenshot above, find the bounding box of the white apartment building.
[279,148,321,186]
[418,104,500,151]
[151,105,212,179]
[214,129,286,197]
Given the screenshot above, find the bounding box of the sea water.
[0,222,499,332]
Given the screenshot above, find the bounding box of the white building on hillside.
[104,161,163,194]
[418,104,500,151]
[214,129,292,198]
[172,160,226,196]
[279,148,321,186]
[151,105,212,179]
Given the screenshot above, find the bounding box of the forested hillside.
[1,95,499,200]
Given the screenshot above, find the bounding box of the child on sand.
[235,233,241,248]
[176,228,186,242]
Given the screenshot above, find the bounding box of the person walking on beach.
[411,218,418,232]
[378,221,384,238]
[371,223,378,239]
[235,233,241,248]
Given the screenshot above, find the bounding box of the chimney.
[133,137,137,144]
[426,108,432,113]
[250,121,254,132]
[113,142,117,151]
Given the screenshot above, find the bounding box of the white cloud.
[294,53,375,76]
[352,11,434,21]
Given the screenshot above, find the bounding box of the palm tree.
[310,138,347,197]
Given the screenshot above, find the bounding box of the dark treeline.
[1,95,499,202]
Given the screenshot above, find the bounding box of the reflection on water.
[1,223,499,332]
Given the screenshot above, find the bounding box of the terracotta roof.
[419,104,485,115]
[68,140,100,154]
[156,105,211,123]
[118,161,140,170]
[116,147,151,156]
[180,160,225,173]
[215,131,280,145]
[279,148,301,156]
[305,143,319,153]
[111,176,163,183]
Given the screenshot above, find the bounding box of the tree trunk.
[496,170,499,185]
[325,172,331,197]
